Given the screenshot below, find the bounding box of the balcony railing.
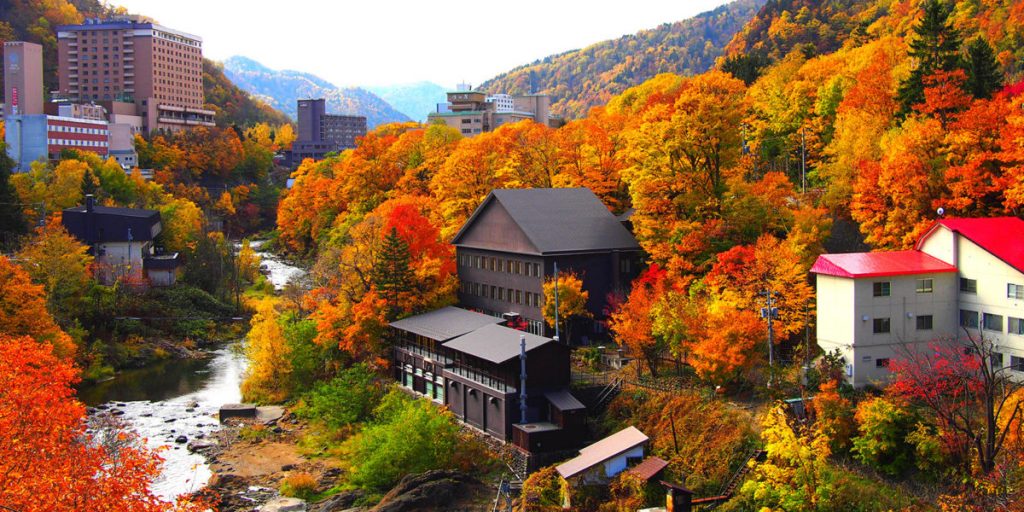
[395,344,452,366]
[446,363,515,393]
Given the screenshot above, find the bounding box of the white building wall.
[817,272,958,387]
[938,235,1024,373]
[603,445,644,478]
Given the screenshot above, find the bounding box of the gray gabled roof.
[556,426,649,479]
[389,306,503,342]
[451,188,640,255]
[544,389,586,412]
[442,323,554,364]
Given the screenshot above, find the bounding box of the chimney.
[519,334,528,424]
[661,481,693,512]
[85,194,95,212]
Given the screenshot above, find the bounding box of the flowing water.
[79,243,305,500]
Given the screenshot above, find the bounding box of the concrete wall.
[817,271,958,387]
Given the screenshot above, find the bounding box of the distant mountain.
[202,60,292,128]
[222,56,411,128]
[478,0,766,119]
[366,82,448,122]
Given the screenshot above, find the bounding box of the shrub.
[239,425,271,441]
[298,363,384,430]
[851,397,919,476]
[339,389,460,492]
[280,471,318,500]
[517,465,564,512]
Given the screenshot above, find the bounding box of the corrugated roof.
[556,426,649,479]
[919,217,1024,273]
[544,389,586,412]
[389,307,503,342]
[452,188,640,254]
[627,456,669,481]
[442,323,553,364]
[810,251,957,278]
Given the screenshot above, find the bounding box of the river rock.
[111,409,125,416]
[175,435,188,444]
[260,497,306,512]
[188,440,217,453]
[310,490,365,512]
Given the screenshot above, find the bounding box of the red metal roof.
[626,456,669,481]
[810,251,957,278]
[917,217,1024,273]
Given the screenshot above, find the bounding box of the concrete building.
[286,98,367,166]
[429,88,553,136]
[5,114,110,171]
[812,217,1024,387]
[451,188,641,342]
[3,41,44,117]
[56,16,214,133]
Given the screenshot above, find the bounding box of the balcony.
[445,364,515,393]
[395,344,453,366]
[124,48,134,54]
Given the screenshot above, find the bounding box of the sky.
[111,0,733,88]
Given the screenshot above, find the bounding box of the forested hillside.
[0,0,290,128]
[478,0,766,119]
[223,56,411,127]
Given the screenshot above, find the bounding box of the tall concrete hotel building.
[55,16,214,133]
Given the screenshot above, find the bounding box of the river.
[79,243,305,501]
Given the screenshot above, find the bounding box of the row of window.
[960,310,1024,334]
[461,281,542,308]
[401,365,445,403]
[460,254,542,277]
[991,354,1024,372]
[873,278,1024,301]
[872,315,934,334]
[47,138,107,147]
[50,125,107,135]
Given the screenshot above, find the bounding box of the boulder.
[260,497,306,512]
[371,470,479,512]
[309,491,365,512]
[220,403,257,423]
[175,435,188,444]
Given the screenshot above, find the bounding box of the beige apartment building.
[56,16,214,132]
[428,89,552,136]
[812,217,1024,387]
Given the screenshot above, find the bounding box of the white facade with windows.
[813,217,1024,387]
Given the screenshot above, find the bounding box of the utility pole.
[553,262,561,343]
[761,290,778,388]
[801,128,807,195]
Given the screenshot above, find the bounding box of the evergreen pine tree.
[373,227,413,318]
[897,0,964,115]
[964,37,1003,99]
[81,167,98,198]
[0,148,27,251]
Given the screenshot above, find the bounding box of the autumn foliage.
[0,333,200,511]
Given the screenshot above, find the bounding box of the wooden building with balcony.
[390,306,585,454]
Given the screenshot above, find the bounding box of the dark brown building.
[287,98,367,166]
[390,307,585,453]
[451,188,642,343]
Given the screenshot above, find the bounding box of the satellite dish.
[937,207,945,217]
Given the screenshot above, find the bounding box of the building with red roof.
[811,217,1024,387]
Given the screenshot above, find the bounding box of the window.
[1010,317,1024,335]
[875,358,890,368]
[498,288,505,301]
[1012,356,1024,372]
[516,290,522,305]
[916,315,933,330]
[960,278,978,293]
[534,263,541,277]
[916,279,933,293]
[983,313,1004,332]
[488,257,495,271]
[1009,283,1024,300]
[961,309,979,329]
[490,285,496,299]
[872,282,891,297]
[873,318,891,334]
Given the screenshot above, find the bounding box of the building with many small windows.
[812,217,1024,387]
[452,188,641,342]
[428,88,554,136]
[285,98,367,166]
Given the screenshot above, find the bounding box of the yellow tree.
[15,219,94,327]
[542,270,590,344]
[275,123,297,150]
[241,297,292,403]
[237,239,261,283]
[0,256,75,358]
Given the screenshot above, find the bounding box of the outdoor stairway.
[492,474,523,512]
[591,377,623,415]
[691,449,767,509]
